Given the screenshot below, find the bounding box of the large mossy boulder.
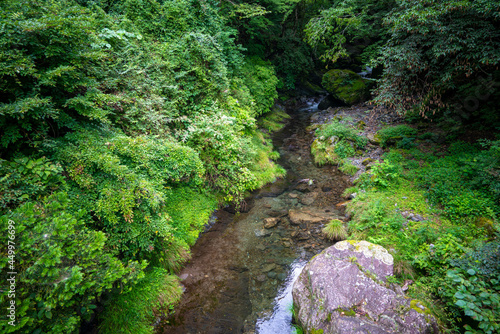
[322,69,368,105]
[292,240,439,334]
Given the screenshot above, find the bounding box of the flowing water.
[160,97,352,334]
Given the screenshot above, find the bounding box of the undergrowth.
[345,138,500,333]
[311,119,366,168]
[100,268,182,334]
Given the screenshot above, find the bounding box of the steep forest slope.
[0,1,284,332]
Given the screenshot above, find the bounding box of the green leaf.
[467,269,476,275]
[479,291,490,298]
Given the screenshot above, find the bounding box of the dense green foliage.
[344,135,500,332]
[376,124,418,147]
[99,267,182,334]
[222,0,341,89]
[0,193,145,333]
[304,0,500,126]
[304,0,394,65]
[0,0,283,332]
[1,0,499,332]
[374,0,500,120]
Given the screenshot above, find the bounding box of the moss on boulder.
[322,69,368,105]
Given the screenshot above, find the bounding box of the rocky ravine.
[292,240,439,334]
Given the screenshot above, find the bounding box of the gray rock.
[295,232,311,241]
[295,182,313,193]
[256,244,266,251]
[256,274,266,282]
[292,240,439,334]
[367,133,381,145]
[267,271,277,279]
[301,192,319,206]
[410,214,424,222]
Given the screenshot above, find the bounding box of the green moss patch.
[321,69,368,105]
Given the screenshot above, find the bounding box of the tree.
[374,0,500,121]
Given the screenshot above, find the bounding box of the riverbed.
[160,98,352,334]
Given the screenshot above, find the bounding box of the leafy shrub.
[442,238,500,334]
[164,187,217,247]
[443,191,496,221]
[415,141,500,221]
[312,120,367,171]
[0,157,64,211]
[376,125,417,147]
[373,0,500,119]
[0,193,145,334]
[446,268,499,334]
[311,139,339,166]
[370,161,401,188]
[53,129,204,261]
[397,136,416,149]
[316,120,367,148]
[240,56,279,116]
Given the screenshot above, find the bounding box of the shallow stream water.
[160,98,352,334]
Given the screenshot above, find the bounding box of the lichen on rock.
[334,240,394,266]
[292,241,439,334]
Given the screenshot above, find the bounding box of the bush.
[370,161,401,188]
[0,193,145,334]
[312,120,367,171]
[0,157,64,210]
[239,56,279,116]
[415,141,500,221]
[316,120,368,148]
[376,125,417,147]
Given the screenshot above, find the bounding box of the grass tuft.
[322,219,348,241]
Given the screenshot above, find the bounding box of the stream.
[160,97,352,334]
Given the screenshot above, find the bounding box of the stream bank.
[160,97,353,334]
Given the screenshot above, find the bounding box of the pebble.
[262,264,276,272]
